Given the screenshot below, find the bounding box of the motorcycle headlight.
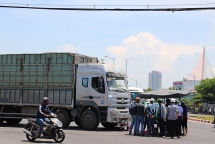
[110,110,116,116]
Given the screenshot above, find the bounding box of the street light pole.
[104,56,115,65]
[125,58,134,77]
[131,79,137,87]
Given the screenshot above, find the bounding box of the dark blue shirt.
[37,103,51,118]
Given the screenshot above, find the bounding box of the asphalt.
[0,119,215,144]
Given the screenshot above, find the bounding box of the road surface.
[0,120,214,144]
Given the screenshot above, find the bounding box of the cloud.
[58,44,79,53]
[106,32,206,72]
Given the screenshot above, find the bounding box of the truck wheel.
[75,118,82,128]
[56,109,71,128]
[80,109,99,130]
[101,123,117,130]
[6,119,22,125]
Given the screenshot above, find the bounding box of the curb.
[188,117,214,124]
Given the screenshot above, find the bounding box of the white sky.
[0,0,215,89]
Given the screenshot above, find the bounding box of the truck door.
[90,76,107,106]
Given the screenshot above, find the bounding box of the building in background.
[148,71,162,90]
[173,80,201,91]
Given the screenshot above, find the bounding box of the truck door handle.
[89,96,94,99]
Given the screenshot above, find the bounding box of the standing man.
[134,97,145,136]
[144,100,149,131]
[146,98,156,137]
[175,100,183,136]
[128,97,138,135]
[165,98,170,136]
[167,98,179,139]
[158,98,167,137]
[181,102,188,136]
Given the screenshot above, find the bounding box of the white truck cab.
[75,64,130,130]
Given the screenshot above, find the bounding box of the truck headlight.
[110,110,116,116]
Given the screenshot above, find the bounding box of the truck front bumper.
[107,109,131,123]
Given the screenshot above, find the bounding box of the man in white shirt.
[175,100,183,136]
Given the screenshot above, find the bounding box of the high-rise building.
[148,71,162,90]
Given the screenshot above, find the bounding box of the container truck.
[0,52,130,130]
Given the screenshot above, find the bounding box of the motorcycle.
[23,113,65,143]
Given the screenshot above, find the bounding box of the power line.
[1,2,215,7]
[0,5,215,12]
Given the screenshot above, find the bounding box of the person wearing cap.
[134,97,145,136]
[146,98,156,136]
[128,97,139,135]
[158,98,167,137]
[167,98,179,139]
[175,100,183,136]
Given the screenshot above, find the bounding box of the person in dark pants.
[165,98,170,136]
[175,100,183,136]
[167,98,179,139]
[134,97,145,136]
[128,98,138,135]
[181,102,188,136]
[146,99,156,137]
[158,98,167,137]
[144,100,149,131]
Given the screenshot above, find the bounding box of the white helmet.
[170,98,176,103]
[150,98,154,102]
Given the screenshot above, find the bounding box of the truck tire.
[80,109,99,130]
[101,123,117,130]
[75,118,82,128]
[6,119,22,125]
[56,109,71,128]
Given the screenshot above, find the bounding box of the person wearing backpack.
[129,97,139,135]
[134,97,145,136]
[146,98,156,137]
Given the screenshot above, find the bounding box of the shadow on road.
[21,140,55,143]
[0,122,26,128]
[0,122,128,133]
[66,125,127,132]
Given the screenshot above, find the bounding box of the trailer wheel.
[101,123,117,130]
[80,109,99,130]
[6,119,22,125]
[75,118,82,128]
[56,109,71,128]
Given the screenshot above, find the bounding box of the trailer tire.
[6,119,22,125]
[80,109,99,130]
[101,123,117,130]
[75,118,82,128]
[56,109,71,128]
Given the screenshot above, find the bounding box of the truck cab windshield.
[106,77,128,92]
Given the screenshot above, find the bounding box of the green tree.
[143,88,153,92]
[195,78,215,102]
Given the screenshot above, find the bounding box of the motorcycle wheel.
[25,125,36,142]
[54,129,65,143]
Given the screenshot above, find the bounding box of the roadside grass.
[190,115,214,121]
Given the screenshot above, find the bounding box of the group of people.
[128,97,188,139]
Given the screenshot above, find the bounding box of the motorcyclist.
[36,97,52,137]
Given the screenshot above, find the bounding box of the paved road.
[0,120,215,144]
